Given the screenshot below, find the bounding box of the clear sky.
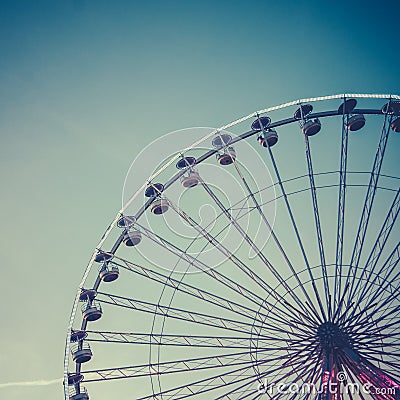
[0,1,399,399]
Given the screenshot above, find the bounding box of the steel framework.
[64,94,400,400]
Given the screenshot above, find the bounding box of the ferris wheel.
[64,94,400,400]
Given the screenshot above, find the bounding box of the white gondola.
[216,146,236,165]
[150,198,169,215]
[339,98,366,132]
[117,215,136,229]
[258,129,278,147]
[302,118,321,136]
[69,386,89,400]
[79,290,102,322]
[123,230,142,246]
[176,156,200,188]
[347,114,366,131]
[180,170,200,188]
[212,133,232,148]
[294,104,322,136]
[251,116,271,131]
[81,300,102,322]
[67,374,89,400]
[99,263,119,282]
[71,341,92,364]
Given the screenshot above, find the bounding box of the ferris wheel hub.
[317,321,350,352]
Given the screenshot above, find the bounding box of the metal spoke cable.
[347,305,400,339]
[82,346,289,382]
[111,255,293,330]
[131,218,314,328]
[334,109,349,311]
[139,339,320,400]
[303,132,331,317]
[263,131,327,321]
[343,112,392,306]
[85,330,313,348]
[130,221,271,308]
[231,154,321,320]
[198,176,314,318]
[162,191,314,321]
[348,188,400,304]
[95,291,311,338]
[215,349,320,400]
[345,243,400,325]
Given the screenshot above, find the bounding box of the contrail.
[0,378,61,389]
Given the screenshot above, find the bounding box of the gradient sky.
[0,1,399,399]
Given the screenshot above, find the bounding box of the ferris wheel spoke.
[359,301,400,335]
[169,366,257,400]
[332,281,352,323]
[147,341,318,400]
[231,156,322,320]
[146,193,275,304]
[274,357,325,400]
[81,341,321,386]
[160,192,317,322]
[259,339,322,381]
[354,324,400,349]
[353,352,400,373]
[374,336,400,353]
[137,358,266,399]
[85,330,312,348]
[278,346,323,387]
[82,348,276,382]
[111,256,290,329]
[255,344,323,400]
[349,285,400,332]
[303,133,331,318]
[95,290,308,338]
[236,389,262,400]
[343,299,388,332]
[334,110,350,313]
[344,113,392,306]
[347,298,399,331]
[198,176,314,318]
[95,292,260,335]
[148,338,320,400]
[347,187,400,303]
[358,242,400,303]
[112,230,307,329]
[358,336,400,352]
[358,347,400,362]
[357,336,400,350]
[127,221,275,310]
[348,305,400,339]
[283,360,323,400]
[299,356,324,400]
[264,140,327,321]
[362,297,400,331]
[343,242,400,325]
[357,334,400,347]
[215,348,320,400]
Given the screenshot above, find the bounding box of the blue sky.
[0,1,399,399]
